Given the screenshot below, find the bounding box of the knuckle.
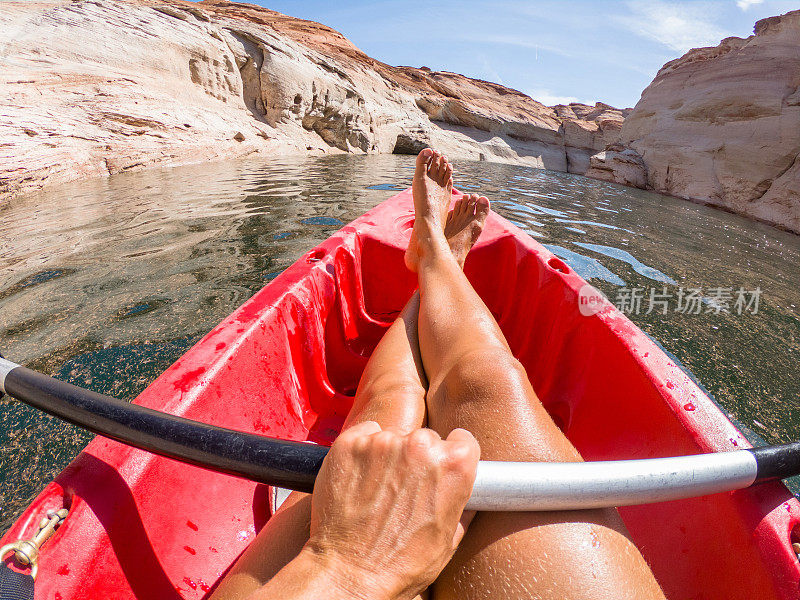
[406,428,439,453]
[372,430,401,454]
[406,432,446,469]
[350,433,372,456]
[337,424,364,445]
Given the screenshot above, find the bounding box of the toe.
[476,195,491,218]
[442,162,453,187]
[436,156,448,185]
[415,148,433,175]
[455,197,467,216]
[427,152,441,179]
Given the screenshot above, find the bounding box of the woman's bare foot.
[445,194,490,268]
[405,148,453,273]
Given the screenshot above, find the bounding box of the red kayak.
[2,189,799,599]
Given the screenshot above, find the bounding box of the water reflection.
[573,242,676,284]
[2,153,799,529]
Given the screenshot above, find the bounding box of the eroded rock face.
[0,0,625,197]
[585,144,647,189]
[617,10,800,233]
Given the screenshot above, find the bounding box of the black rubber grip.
[0,563,34,600]
[5,365,329,493]
[750,442,800,481]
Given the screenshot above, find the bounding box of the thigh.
[426,348,665,600]
[433,509,663,600]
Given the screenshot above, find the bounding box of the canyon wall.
[588,10,800,233]
[0,0,625,198]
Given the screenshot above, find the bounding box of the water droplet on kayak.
[666,381,675,389]
[173,367,206,392]
[215,342,226,351]
[729,438,739,447]
[200,581,211,592]
[683,403,696,411]
[187,520,198,531]
[57,564,70,575]
[183,577,197,590]
[183,545,196,555]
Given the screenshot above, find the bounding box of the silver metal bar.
[2,353,762,511]
[465,450,758,511]
[0,357,19,395]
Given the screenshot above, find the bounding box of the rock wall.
[0,0,625,198]
[597,10,800,233]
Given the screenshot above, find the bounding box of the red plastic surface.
[3,189,799,599]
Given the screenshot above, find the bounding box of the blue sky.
[237,0,800,108]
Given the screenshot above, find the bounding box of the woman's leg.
[405,149,666,600]
[210,287,428,600]
[210,182,489,600]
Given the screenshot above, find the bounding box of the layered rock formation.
[589,10,800,233]
[0,0,625,198]
[586,143,647,189]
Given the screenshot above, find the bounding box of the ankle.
[419,240,459,270]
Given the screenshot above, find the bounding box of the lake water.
[2,154,799,530]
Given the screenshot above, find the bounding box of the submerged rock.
[0,0,624,198]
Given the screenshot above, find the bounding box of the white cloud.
[452,32,574,59]
[736,0,764,9]
[615,1,732,54]
[527,88,590,106]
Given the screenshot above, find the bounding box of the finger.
[446,427,475,442]
[406,427,442,452]
[445,428,481,459]
[452,509,477,547]
[339,420,382,440]
[371,429,404,456]
[443,429,480,497]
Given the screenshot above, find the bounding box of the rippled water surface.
[2,154,799,529]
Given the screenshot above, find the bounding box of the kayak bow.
[2,189,798,600]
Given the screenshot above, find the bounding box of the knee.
[439,346,529,402]
[358,372,425,403]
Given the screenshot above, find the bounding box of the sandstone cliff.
[588,10,800,233]
[0,0,625,198]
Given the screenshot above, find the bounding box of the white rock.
[0,0,626,198]
[618,10,800,233]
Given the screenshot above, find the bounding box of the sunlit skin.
[211,149,667,600]
[407,149,666,600]
[210,168,488,600]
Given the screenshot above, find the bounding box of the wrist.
[298,544,398,600]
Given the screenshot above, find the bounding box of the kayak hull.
[3,189,799,599]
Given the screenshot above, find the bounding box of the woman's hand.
[303,421,480,600]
